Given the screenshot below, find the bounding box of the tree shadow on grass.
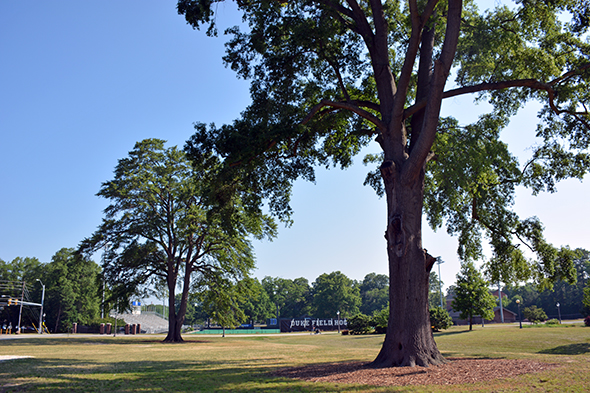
[0,355,372,392]
[538,343,590,355]
[0,336,214,347]
[433,329,473,337]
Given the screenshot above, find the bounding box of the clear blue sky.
[1,1,588,293]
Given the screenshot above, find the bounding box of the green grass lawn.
[1,323,589,392]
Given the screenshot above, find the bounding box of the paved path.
[0,355,34,362]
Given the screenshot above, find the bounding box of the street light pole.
[337,311,340,334]
[436,257,445,308]
[36,279,45,334]
[516,299,522,329]
[498,283,504,323]
[556,302,561,324]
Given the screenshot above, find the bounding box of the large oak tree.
[179,0,590,366]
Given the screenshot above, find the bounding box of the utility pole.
[17,281,25,334]
[36,279,45,334]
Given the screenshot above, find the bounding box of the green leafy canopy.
[179,0,589,290]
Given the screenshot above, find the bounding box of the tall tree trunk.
[55,305,62,333]
[163,273,184,343]
[163,260,192,343]
[371,161,445,367]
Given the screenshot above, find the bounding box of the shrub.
[348,314,373,334]
[371,307,388,334]
[430,306,453,331]
[523,305,547,324]
[341,329,349,335]
[584,316,590,327]
[545,318,560,325]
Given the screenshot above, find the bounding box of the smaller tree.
[452,261,496,330]
[197,274,248,333]
[430,306,453,332]
[80,139,276,342]
[429,272,444,310]
[0,257,42,283]
[237,278,275,324]
[523,305,548,324]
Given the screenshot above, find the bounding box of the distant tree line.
[0,249,106,333]
[182,271,390,326]
[3,248,589,332]
[497,249,590,320]
[446,248,590,325]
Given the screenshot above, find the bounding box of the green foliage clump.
[430,306,453,332]
[347,314,373,335]
[359,273,389,316]
[262,276,311,319]
[523,305,548,324]
[584,316,590,327]
[545,318,560,325]
[44,248,101,332]
[311,271,361,319]
[583,280,590,315]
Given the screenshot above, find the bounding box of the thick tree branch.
[323,0,353,18]
[410,24,436,153]
[421,0,440,25]
[345,0,376,51]
[325,56,351,101]
[405,63,590,120]
[402,0,463,183]
[302,99,386,130]
[391,0,422,124]
[370,0,388,55]
[320,0,356,27]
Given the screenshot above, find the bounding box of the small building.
[445,292,517,325]
[448,307,516,325]
[490,306,517,323]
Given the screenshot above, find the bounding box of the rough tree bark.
[368,0,461,367]
[164,269,182,342]
[163,259,194,343]
[371,161,445,367]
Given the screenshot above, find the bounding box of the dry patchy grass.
[0,324,588,392]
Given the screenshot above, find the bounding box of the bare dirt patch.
[274,358,559,387]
